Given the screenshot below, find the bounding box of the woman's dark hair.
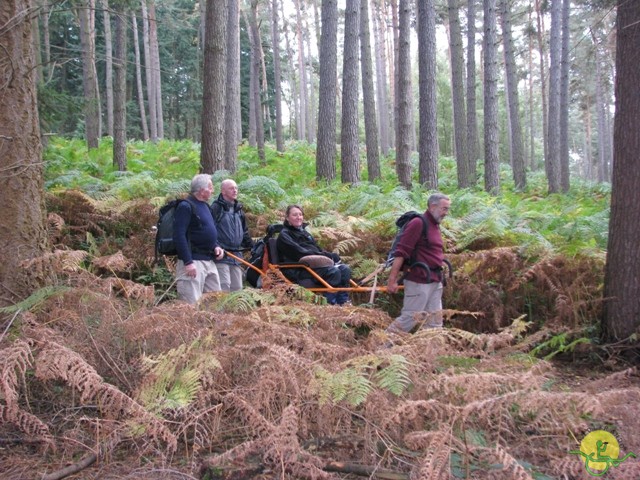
[285,204,304,217]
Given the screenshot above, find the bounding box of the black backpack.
[154,198,199,263]
[386,211,428,267]
[245,224,283,287]
[386,211,453,284]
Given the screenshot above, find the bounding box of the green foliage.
[0,286,71,315]
[137,334,221,412]
[529,331,592,360]
[43,137,610,260]
[314,354,410,406]
[214,289,276,313]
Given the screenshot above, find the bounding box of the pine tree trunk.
[113,8,127,171]
[270,0,285,152]
[534,0,548,171]
[0,0,50,307]
[131,12,149,141]
[500,0,526,190]
[225,0,241,170]
[559,0,570,192]
[141,0,157,141]
[250,0,265,164]
[360,0,380,181]
[372,0,390,157]
[200,0,227,173]
[103,0,114,137]
[395,0,412,188]
[294,0,307,141]
[77,0,101,149]
[603,0,640,341]
[316,0,338,181]
[280,0,299,140]
[466,0,479,184]
[341,0,360,184]
[546,0,562,193]
[448,0,469,188]
[483,0,500,194]
[148,1,163,139]
[416,0,438,189]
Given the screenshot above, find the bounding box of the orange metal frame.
[225,251,397,295]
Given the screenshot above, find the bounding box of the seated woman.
[276,204,351,305]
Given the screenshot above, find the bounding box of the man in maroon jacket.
[386,193,451,333]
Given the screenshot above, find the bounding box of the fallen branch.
[42,453,97,480]
[323,461,409,479]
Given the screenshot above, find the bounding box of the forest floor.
[1,277,639,480]
[1,194,639,479]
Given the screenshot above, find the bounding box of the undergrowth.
[0,138,630,479]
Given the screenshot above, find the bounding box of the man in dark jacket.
[173,174,224,304]
[386,193,451,332]
[211,179,254,291]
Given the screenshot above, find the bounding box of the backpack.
[386,211,453,284]
[245,224,284,287]
[154,198,199,263]
[386,211,428,267]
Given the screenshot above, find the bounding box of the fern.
[137,334,221,412]
[0,285,71,314]
[372,354,411,396]
[314,354,410,406]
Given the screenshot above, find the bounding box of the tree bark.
[372,0,390,157]
[534,0,548,171]
[103,0,114,137]
[113,7,127,171]
[0,0,50,307]
[76,0,101,149]
[294,0,307,141]
[316,0,338,181]
[360,0,380,181]
[250,0,266,164]
[603,0,640,341]
[270,0,285,152]
[559,0,570,192]
[499,0,526,191]
[147,1,163,139]
[447,0,469,188]
[225,0,241,170]
[341,0,361,184]
[131,11,149,141]
[141,0,157,141]
[416,0,438,189]
[395,0,412,188]
[466,0,479,184]
[546,0,562,193]
[483,0,500,194]
[200,0,227,173]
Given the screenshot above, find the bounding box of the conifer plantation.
[1,0,639,479]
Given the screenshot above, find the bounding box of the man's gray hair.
[191,173,212,194]
[427,192,450,206]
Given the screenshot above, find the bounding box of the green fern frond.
[215,289,261,313]
[163,369,202,409]
[137,334,221,412]
[0,285,71,314]
[500,315,532,339]
[372,354,411,396]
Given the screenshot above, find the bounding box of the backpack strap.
[407,214,428,267]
